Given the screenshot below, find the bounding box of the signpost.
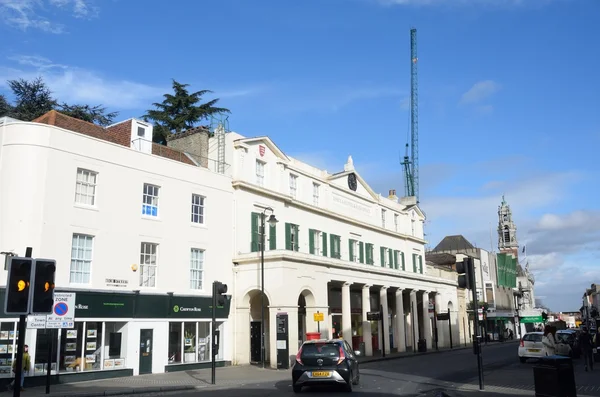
[313,311,324,333]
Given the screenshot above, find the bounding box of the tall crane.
[401,28,419,203]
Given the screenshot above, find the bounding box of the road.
[24,342,600,397]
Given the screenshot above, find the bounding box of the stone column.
[268,306,278,368]
[234,306,250,365]
[410,290,418,351]
[380,287,390,355]
[341,282,352,346]
[422,291,432,349]
[362,285,373,356]
[434,292,444,348]
[395,288,406,352]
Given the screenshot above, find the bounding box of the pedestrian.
[542,325,556,356]
[580,327,594,371]
[8,344,30,391]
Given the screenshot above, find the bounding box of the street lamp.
[260,207,278,369]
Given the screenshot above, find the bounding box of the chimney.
[388,189,398,202]
[166,126,210,167]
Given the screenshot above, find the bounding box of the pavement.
[5,340,595,397]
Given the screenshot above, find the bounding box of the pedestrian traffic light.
[214,281,228,307]
[4,257,33,315]
[31,259,56,314]
[456,257,474,290]
[541,311,548,322]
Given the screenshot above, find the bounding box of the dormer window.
[137,126,145,137]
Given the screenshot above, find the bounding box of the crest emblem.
[259,145,266,157]
[317,358,323,365]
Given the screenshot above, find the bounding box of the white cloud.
[460,80,501,105]
[0,0,97,33]
[0,55,164,109]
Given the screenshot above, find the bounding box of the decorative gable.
[233,136,290,163]
[327,156,378,202]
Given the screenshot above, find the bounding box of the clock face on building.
[348,173,357,191]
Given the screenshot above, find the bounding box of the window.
[329,234,341,259]
[381,209,386,228]
[140,242,158,287]
[256,160,265,186]
[412,253,423,273]
[168,322,211,364]
[289,174,297,199]
[75,168,97,206]
[285,223,299,251]
[142,183,159,217]
[503,226,510,243]
[395,250,405,270]
[394,214,399,232]
[251,212,276,252]
[191,194,205,224]
[70,234,93,284]
[190,249,204,290]
[313,183,319,206]
[380,247,392,267]
[137,126,145,136]
[348,239,363,263]
[365,243,374,265]
[309,229,322,255]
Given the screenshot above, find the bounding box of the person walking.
[542,325,556,356]
[8,344,30,391]
[580,327,594,371]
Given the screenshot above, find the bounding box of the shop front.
[0,288,231,386]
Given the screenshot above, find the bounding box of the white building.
[0,112,234,382]
[207,131,459,368]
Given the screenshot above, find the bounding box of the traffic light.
[31,259,56,314]
[542,312,548,322]
[456,257,474,290]
[214,282,228,307]
[4,257,33,315]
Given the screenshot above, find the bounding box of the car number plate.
[528,349,541,353]
[312,371,331,377]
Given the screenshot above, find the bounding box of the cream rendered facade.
[0,119,234,377]
[209,132,459,367]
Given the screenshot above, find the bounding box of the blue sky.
[1,0,598,312]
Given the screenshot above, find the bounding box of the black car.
[292,339,360,393]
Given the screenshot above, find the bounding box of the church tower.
[498,195,519,258]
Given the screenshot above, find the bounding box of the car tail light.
[296,347,303,365]
[520,338,524,347]
[337,345,346,365]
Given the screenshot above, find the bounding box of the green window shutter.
[380,247,386,267]
[294,225,299,251]
[393,250,398,269]
[359,242,364,264]
[401,252,405,270]
[365,244,372,264]
[419,255,423,274]
[322,232,328,256]
[330,234,335,258]
[348,239,355,261]
[285,223,291,250]
[309,229,315,255]
[388,249,394,268]
[412,254,417,272]
[251,212,259,252]
[269,223,277,250]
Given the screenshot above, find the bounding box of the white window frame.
[313,183,319,206]
[256,160,265,187]
[70,234,93,284]
[140,242,158,287]
[395,250,402,269]
[75,168,98,206]
[383,247,390,267]
[190,248,204,290]
[191,194,205,224]
[142,183,160,217]
[381,209,386,228]
[352,240,360,263]
[289,174,297,199]
[394,214,399,232]
[312,229,321,255]
[290,225,298,251]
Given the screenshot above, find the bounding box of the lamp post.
[261,207,278,369]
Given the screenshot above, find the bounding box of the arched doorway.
[298,289,316,344]
[245,290,270,365]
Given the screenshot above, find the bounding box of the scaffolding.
[210,115,229,174]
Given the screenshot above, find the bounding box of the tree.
[58,103,119,126]
[7,77,56,121]
[0,94,13,118]
[143,79,230,144]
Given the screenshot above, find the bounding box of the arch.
[240,287,273,308]
[447,301,454,312]
[298,287,317,307]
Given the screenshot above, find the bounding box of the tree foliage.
[143,79,230,144]
[0,77,118,126]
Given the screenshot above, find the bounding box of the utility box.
[276,313,289,369]
[533,355,577,397]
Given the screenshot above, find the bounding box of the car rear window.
[524,334,543,342]
[301,343,340,358]
[557,333,572,343]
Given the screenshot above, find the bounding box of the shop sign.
[105,278,129,288]
[73,292,135,318]
[168,296,231,319]
[520,315,543,324]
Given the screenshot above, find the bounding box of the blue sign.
[54,302,68,316]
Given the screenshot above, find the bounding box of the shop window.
[215,321,225,361]
[103,322,126,370]
[34,329,57,375]
[168,322,211,365]
[59,323,84,372]
[168,322,181,364]
[0,322,16,378]
[83,322,102,371]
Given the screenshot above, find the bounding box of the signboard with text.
[26,292,76,329]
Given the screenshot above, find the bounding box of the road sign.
[313,312,324,322]
[28,293,76,329]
